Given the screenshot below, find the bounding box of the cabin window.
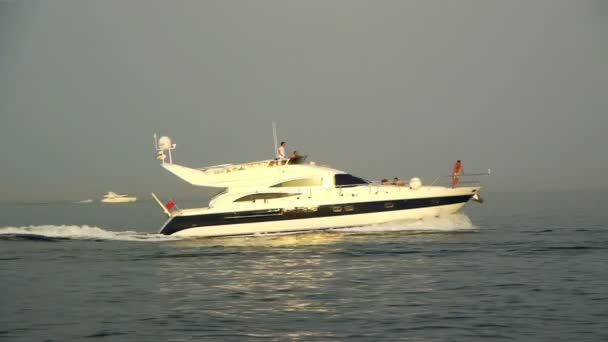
[234,193,299,202]
[334,174,369,188]
[345,205,355,212]
[384,202,394,209]
[271,178,323,188]
[332,206,343,213]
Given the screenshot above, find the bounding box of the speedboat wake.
[0,225,187,242]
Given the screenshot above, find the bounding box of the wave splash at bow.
[336,213,477,233]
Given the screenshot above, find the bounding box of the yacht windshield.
[334,174,369,187]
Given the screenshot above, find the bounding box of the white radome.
[158,136,172,150]
[409,177,422,190]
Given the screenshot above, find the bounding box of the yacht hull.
[160,194,474,238]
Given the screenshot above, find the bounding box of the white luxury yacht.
[152,135,487,238]
[101,192,137,203]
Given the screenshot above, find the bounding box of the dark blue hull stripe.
[160,195,473,235]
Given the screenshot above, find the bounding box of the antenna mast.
[272,121,278,158]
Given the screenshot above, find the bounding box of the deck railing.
[198,156,309,174]
[430,170,491,187]
[198,159,289,174]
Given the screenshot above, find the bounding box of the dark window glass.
[234,193,299,202]
[334,174,369,187]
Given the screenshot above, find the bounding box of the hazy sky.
[1,0,606,202]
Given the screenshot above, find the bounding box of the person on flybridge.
[276,141,286,160]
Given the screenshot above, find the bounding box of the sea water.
[1,192,607,341]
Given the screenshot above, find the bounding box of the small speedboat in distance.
[151,135,487,238]
[101,192,137,203]
[77,199,94,204]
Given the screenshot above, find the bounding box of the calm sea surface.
[1,192,607,341]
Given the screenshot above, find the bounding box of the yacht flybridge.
[152,135,486,238]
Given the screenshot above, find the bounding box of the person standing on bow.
[276,141,286,160]
[452,160,464,188]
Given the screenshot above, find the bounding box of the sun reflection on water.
[154,234,345,320]
[152,215,479,336]
[169,230,348,248]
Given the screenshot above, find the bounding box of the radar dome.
[409,177,422,190]
[158,136,172,150]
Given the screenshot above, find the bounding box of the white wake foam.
[0,225,185,242]
[335,213,477,233]
[0,215,476,242]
